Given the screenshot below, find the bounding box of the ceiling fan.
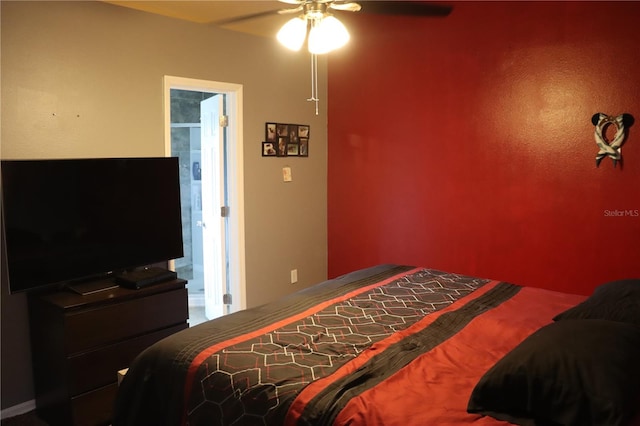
[217,1,452,52]
[215,0,453,113]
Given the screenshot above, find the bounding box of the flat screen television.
[1,157,184,294]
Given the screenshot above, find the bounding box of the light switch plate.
[283,167,292,182]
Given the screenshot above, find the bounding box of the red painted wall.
[327,1,640,295]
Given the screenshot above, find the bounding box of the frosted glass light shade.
[308,16,350,54]
[277,17,307,51]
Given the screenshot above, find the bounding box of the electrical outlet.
[291,269,298,284]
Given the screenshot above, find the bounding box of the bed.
[113,265,640,426]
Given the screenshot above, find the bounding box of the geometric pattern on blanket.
[187,268,490,425]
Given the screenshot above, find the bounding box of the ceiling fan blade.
[213,8,290,26]
[278,0,303,4]
[278,5,304,15]
[330,2,362,12]
[357,1,452,17]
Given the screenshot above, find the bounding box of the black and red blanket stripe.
[113,265,584,426]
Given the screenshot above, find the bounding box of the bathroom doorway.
[164,76,246,326]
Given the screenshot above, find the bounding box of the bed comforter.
[113,265,589,426]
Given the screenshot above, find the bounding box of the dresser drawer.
[70,383,118,426]
[68,323,187,394]
[65,288,188,353]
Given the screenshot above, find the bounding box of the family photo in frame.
[263,122,309,157]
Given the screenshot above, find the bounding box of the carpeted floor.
[1,411,48,426]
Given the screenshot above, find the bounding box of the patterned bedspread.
[113,265,583,426]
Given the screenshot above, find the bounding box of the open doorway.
[164,76,246,326]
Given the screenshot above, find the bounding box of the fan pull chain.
[307,53,319,115]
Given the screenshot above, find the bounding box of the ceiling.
[102,1,296,37]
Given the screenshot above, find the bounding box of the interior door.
[200,94,227,320]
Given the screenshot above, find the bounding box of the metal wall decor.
[262,122,310,157]
[592,113,634,167]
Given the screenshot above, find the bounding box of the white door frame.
[163,75,247,313]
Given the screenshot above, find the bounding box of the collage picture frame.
[262,122,309,157]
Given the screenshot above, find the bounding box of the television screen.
[1,157,184,293]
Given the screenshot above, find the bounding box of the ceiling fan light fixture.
[308,15,350,54]
[277,17,307,51]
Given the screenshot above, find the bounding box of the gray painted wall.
[0,0,328,410]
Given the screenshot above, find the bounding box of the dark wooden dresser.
[27,278,189,426]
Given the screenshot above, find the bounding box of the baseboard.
[0,399,36,419]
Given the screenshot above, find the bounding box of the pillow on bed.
[467,319,640,426]
[553,278,640,325]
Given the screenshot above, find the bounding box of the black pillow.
[467,319,640,426]
[553,279,640,325]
